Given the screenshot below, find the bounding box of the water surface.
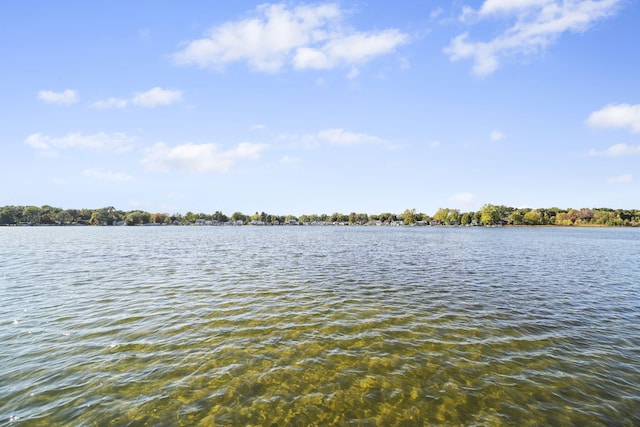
[1,226,639,425]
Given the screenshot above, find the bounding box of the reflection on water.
[1,226,639,425]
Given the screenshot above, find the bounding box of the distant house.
[194,219,214,226]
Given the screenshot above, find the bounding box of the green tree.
[231,212,246,223]
[151,213,168,224]
[90,206,118,225]
[55,210,73,225]
[0,206,20,225]
[22,206,42,224]
[356,213,369,224]
[403,209,417,225]
[509,210,524,225]
[212,211,228,222]
[447,209,461,225]
[479,204,501,225]
[523,210,542,225]
[40,205,60,224]
[125,210,151,225]
[349,212,357,225]
[460,212,472,226]
[433,208,449,224]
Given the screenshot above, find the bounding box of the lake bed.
[1,226,639,425]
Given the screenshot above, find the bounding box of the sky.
[1,0,639,215]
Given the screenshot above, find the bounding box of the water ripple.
[1,226,639,425]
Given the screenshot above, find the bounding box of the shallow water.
[1,226,639,426]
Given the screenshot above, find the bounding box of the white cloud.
[430,7,444,21]
[478,0,553,16]
[92,87,183,109]
[251,124,267,130]
[445,0,620,76]
[607,173,632,184]
[490,129,506,141]
[293,29,409,71]
[83,168,134,182]
[588,143,640,157]
[318,128,383,145]
[141,142,268,173]
[38,89,78,105]
[25,132,135,155]
[429,140,442,148]
[586,103,640,133]
[173,3,408,75]
[91,97,128,109]
[132,87,183,107]
[279,128,388,149]
[450,192,476,208]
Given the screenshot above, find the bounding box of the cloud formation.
[588,143,640,157]
[586,103,640,133]
[91,97,129,109]
[132,87,183,107]
[490,129,506,141]
[38,89,78,105]
[25,132,135,155]
[83,168,134,182]
[141,142,268,173]
[91,87,183,109]
[318,128,383,145]
[173,3,409,75]
[279,128,387,149]
[446,0,620,76]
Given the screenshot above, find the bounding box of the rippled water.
[1,226,639,426]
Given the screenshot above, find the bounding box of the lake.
[1,226,639,425]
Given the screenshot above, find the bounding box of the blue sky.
[2,0,639,215]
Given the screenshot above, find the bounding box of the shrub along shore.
[1,204,639,227]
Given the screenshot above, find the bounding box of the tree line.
[1,204,639,227]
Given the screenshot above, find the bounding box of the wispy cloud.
[588,143,640,157]
[586,103,640,133]
[280,128,388,149]
[490,129,506,141]
[83,168,134,182]
[318,128,383,145]
[25,132,136,156]
[132,87,183,107]
[91,87,183,109]
[38,89,78,105]
[141,142,268,173]
[172,3,409,76]
[91,97,128,109]
[445,0,620,76]
[430,7,444,21]
[607,173,632,184]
